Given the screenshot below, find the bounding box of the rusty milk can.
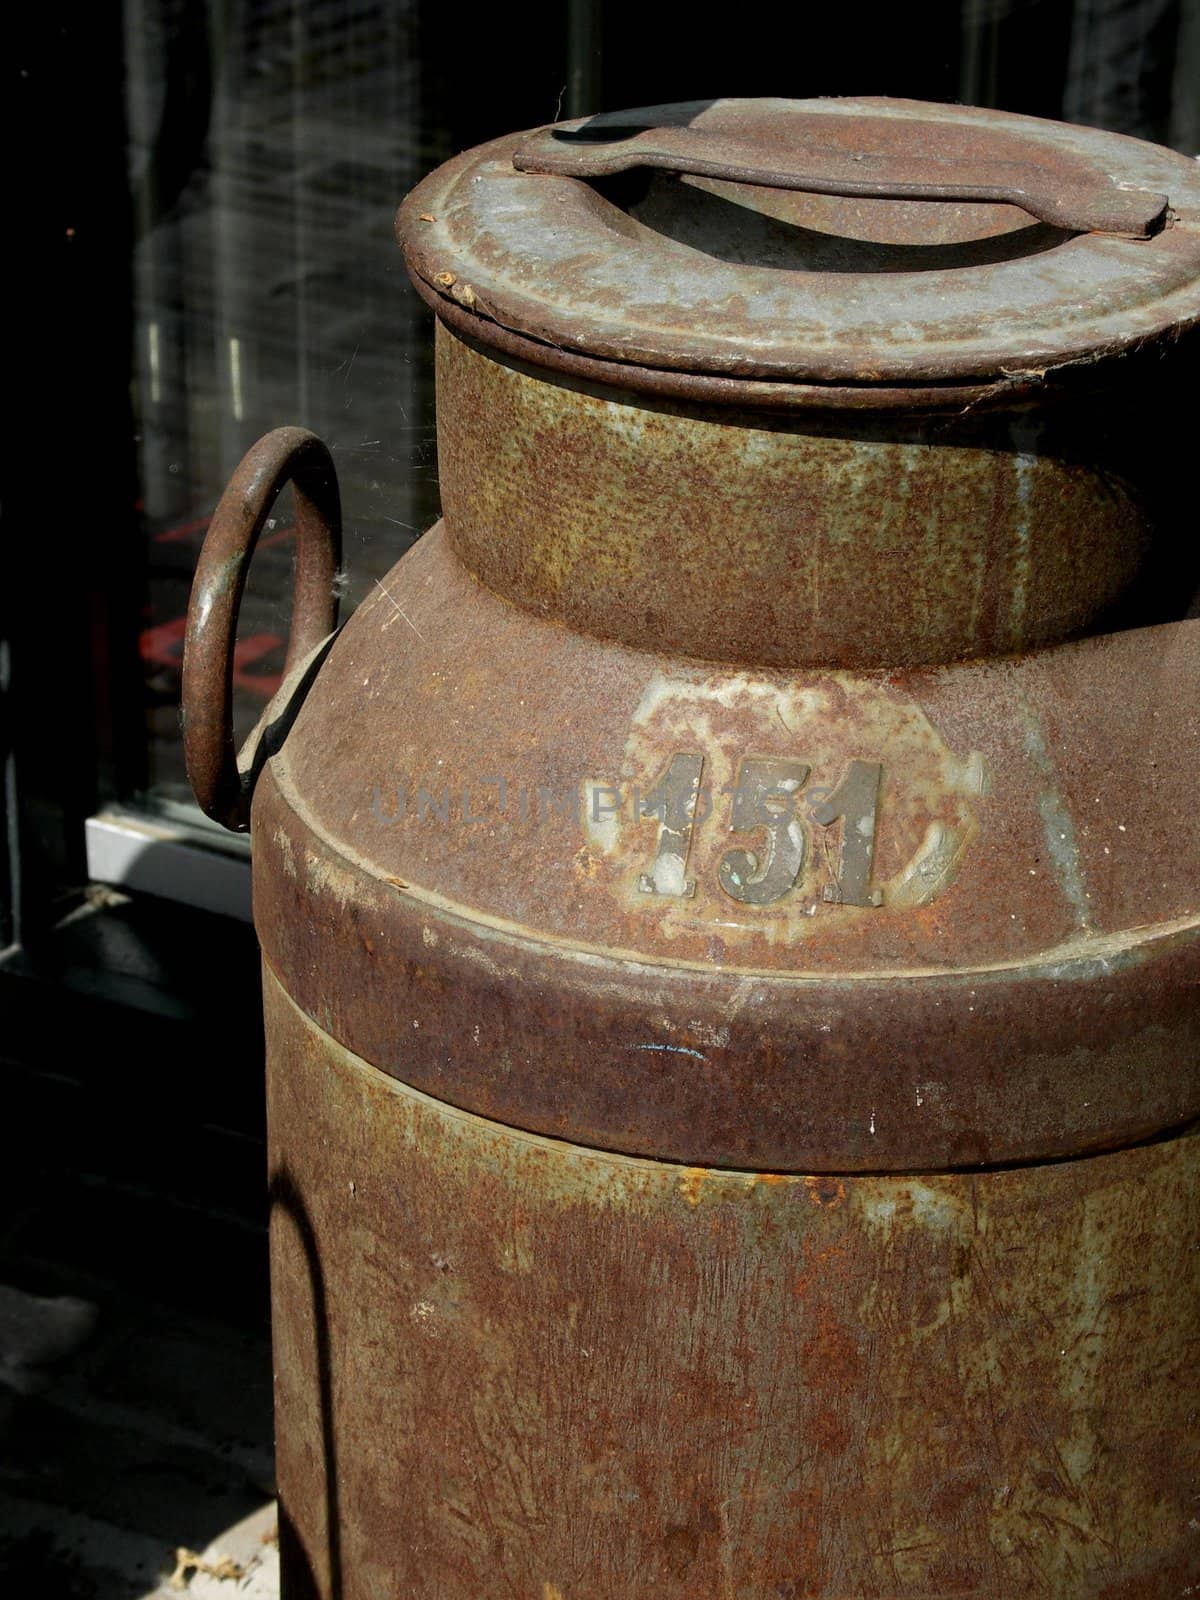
[182,98,1200,1596]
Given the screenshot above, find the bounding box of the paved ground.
[0,1279,275,1600]
[144,1502,280,1600]
[0,899,275,1598]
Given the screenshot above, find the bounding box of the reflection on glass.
[126,0,439,809]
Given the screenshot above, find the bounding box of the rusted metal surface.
[179,96,1200,1591]
[182,427,341,831]
[435,324,1153,669]
[512,116,1169,238]
[248,524,1200,1172]
[397,98,1200,387]
[266,968,1200,1597]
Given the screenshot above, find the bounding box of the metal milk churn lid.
[184,97,1200,1595]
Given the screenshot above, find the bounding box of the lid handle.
[512,122,1169,240]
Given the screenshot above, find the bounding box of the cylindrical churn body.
[183,99,1200,1596]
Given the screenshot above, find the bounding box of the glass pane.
[127,0,439,813]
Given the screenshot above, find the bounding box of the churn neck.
[430,320,1154,673]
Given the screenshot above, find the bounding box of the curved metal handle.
[513,120,1169,240]
[183,427,342,832]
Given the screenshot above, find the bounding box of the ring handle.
[183,427,342,832]
[513,120,1169,239]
